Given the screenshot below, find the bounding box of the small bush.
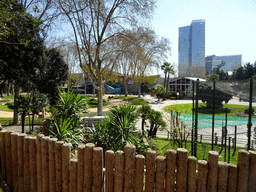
[6,102,14,109]
[178,94,184,99]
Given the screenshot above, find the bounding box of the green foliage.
[5,102,14,109]
[50,87,88,129]
[156,137,243,164]
[35,48,69,104]
[49,88,88,149]
[198,82,233,109]
[89,104,150,155]
[87,98,110,108]
[164,103,256,117]
[113,96,149,105]
[138,104,152,119]
[209,73,220,81]
[49,117,83,150]
[155,86,166,98]
[232,62,256,80]
[148,110,166,138]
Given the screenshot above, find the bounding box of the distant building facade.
[205,55,242,74]
[179,20,205,76]
[169,77,206,97]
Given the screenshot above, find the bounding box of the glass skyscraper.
[179,20,205,76]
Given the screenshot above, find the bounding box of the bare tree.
[58,0,156,115]
[131,28,171,97]
[179,65,206,78]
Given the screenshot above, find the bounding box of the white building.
[169,77,206,97]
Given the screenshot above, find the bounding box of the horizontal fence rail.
[0,130,256,191]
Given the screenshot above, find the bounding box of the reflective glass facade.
[178,20,205,75]
[205,55,242,74]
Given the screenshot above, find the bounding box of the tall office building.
[179,20,205,76]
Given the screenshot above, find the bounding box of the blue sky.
[151,0,256,74]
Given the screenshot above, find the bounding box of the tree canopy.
[59,0,157,115]
[0,2,68,123]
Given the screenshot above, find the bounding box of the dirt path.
[0,96,129,118]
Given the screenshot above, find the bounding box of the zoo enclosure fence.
[0,130,256,191]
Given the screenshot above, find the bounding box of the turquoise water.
[174,113,256,129]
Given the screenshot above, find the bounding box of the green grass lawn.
[0,104,13,111]
[155,137,245,165]
[0,117,43,125]
[163,103,255,117]
[2,95,15,99]
[114,96,149,105]
[86,98,110,108]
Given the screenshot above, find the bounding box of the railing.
[0,130,256,191]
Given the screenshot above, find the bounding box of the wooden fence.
[0,130,256,192]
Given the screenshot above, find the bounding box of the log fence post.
[145,150,156,192]
[92,147,103,192]
[227,163,237,192]
[49,138,58,192]
[55,141,64,192]
[187,156,197,192]
[237,150,250,191]
[17,133,26,192]
[62,143,72,192]
[124,144,136,192]
[165,149,176,192]
[69,158,78,192]
[10,132,19,190]
[114,150,124,192]
[176,148,188,192]
[29,137,37,191]
[105,150,114,192]
[207,151,219,192]
[155,156,166,191]
[217,161,228,192]
[197,160,208,192]
[36,134,44,192]
[135,154,145,192]
[23,136,31,192]
[77,144,85,192]
[248,150,256,191]
[84,143,95,192]
[41,136,50,192]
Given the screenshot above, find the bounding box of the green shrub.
[89,104,150,155]
[178,94,184,99]
[5,102,14,109]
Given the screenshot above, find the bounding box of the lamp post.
[177,92,179,100]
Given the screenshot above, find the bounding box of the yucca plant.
[50,87,88,130]
[89,104,150,154]
[138,104,152,133]
[50,117,83,150]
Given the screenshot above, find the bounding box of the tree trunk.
[22,111,25,133]
[7,82,10,96]
[97,82,103,116]
[164,72,167,88]
[138,81,141,98]
[13,83,20,125]
[124,76,128,97]
[32,112,35,132]
[166,73,170,92]
[141,118,145,133]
